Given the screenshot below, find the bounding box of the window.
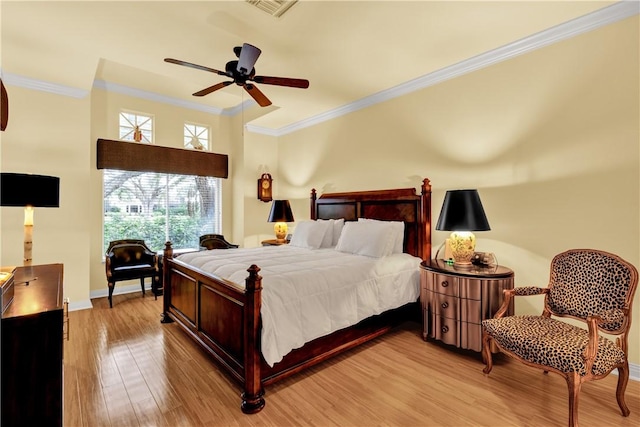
[103,115,221,253]
[119,111,153,143]
[184,123,209,150]
[103,170,222,253]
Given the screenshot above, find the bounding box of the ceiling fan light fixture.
[236,43,261,75]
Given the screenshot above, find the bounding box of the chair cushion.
[482,316,625,376]
[111,264,156,281]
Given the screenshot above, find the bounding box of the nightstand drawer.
[431,314,460,347]
[427,273,458,297]
[432,292,458,319]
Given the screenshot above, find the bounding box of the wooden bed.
[160,179,432,413]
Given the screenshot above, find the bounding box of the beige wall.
[274,17,640,363]
[1,87,92,305]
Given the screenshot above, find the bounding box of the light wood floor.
[64,292,640,426]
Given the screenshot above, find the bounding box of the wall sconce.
[0,173,60,266]
[435,189,490,267]
[267,200,294,243]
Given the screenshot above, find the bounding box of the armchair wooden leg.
[482,331,493,374]
[616,363,631,416]
[566,372,582,427]
[108,282,114,308]
[140,277,146,297]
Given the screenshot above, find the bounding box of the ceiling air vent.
[246,0,298,18]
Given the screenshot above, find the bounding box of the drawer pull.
[441,326,449,333]
[440,280,449,288]
[441,301,448,309]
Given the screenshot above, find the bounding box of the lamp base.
[449,231,476,266]
[274,222,288,242]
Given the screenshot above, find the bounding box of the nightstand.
[419,259,514,352]
[261,239,288,246]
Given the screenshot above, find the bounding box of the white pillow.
[317,218,345,246]
[358,218,405,254]
[332,218,345,245]
[318,219,335,248]
[289,220,331,249]
[335,221,395,258]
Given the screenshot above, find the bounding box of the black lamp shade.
[436,189,490,232]
[0,173,60,207]
[268,200,294,223]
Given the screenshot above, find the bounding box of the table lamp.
[1,173,60,266]
[267,200,294,243]
[435,189,490,267]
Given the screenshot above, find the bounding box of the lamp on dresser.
[435,189,490,267]
[267,199,294,243]
[0,173,60,267]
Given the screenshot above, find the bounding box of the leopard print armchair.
[481,249,638,427]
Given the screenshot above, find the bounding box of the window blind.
[96,138,228,178]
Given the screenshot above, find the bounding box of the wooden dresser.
[420,259,514,352]
[1,263,66,427]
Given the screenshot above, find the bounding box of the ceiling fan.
[165,43,309,107]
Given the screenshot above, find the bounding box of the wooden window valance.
[96,138,228,178]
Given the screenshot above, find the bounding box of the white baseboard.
[67,290,640,382]
[68,283,151,311]
[624,363,640,383]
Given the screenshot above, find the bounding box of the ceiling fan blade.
[192,81,233,97]
[164,58,228,76]
[252,75,309,89]
[236,43,261,76]
[244,83,272,107]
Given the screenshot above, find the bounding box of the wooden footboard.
[161,179,432,413]
[161,245,265,413]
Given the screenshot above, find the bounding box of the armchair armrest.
[514,286,549,296]
[593,308,626,332]
[493,287,550,319]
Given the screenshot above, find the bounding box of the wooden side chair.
[105,239,159,308]
[481,249,638,427]
[199,234,239,250]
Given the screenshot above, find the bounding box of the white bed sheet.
[177,246,421,366]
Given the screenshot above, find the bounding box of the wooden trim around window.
[96,138,228,178]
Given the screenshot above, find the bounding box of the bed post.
[310,188,317,219]
[241,264,265,413]
[421,179,432,261]
[160,241,174,324]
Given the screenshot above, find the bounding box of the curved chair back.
[546,249,638,334]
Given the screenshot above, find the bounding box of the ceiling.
[0,1,622,133]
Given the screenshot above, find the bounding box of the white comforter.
[177,246,421,366]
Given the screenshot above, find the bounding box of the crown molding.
[249,0,639,136]
[2,1,637,135]
[0,71,89,98]
[92,80,230,115]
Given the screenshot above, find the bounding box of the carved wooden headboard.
[310,179,432,260]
